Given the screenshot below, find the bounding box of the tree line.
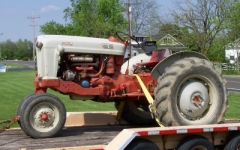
[1,0,240,62]
[0,39,33,60]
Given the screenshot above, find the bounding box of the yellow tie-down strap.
[133,74,164,127]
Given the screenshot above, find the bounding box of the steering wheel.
[116,31,140,46]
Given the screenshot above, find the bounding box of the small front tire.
[20,93,66,138]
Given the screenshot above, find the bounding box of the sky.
[0,0,173,42]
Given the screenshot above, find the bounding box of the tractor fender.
[151,51,209,80]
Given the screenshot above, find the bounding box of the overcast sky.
[0,0,173,42]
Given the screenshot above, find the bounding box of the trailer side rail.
[104,123,240,150]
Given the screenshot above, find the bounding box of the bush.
[22,57,29,61]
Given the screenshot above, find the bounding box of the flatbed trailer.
[103,123,240,150]
[1,112,240,150]
[34,122,240,150]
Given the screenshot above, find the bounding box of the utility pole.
[127,0,132,39]
[126,0,132,59]
[28,9,40,69]
[0,33,3,61]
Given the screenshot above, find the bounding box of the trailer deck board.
[1,120,240,150]
[0,125,129,150]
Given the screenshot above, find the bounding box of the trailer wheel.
[125,139,159,150]
[224,133,240,150]
[115,101,156,126]
[20,93,66,138]
[177,135,214,150]
[17,93,36,126]
[154,57,228,126]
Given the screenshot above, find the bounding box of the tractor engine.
[35,35,125,81]
[35,35,129,100]
[57,54,115,88]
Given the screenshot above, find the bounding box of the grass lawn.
[0,70,115,127]
[0,70,240,128]
[225,92,240,119]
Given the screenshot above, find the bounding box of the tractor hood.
[36,35,126,56]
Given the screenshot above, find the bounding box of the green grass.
[0,70,240,128]
[225,92,240,119]
[0,70,115,128]
[222,70,240,75]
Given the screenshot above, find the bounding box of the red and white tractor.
[17,31,228,138]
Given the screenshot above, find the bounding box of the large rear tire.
[153,57,228,126]
[115,101,156,126]
[20,93,66,138]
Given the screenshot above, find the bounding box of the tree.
[41,0,127,38]
[206,37,226,62]
[130,0,161,34]
[224,1,240,72]
[157,23,190,40]
[225,1,240,41]
[15,39,33,60]
[1,39,32,60]
[2,40,17,60]
[96,0,128,37]
[40,21,67,35]
[171,0,232,55]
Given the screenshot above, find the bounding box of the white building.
[225,39,240,64]
[157,34,187,54]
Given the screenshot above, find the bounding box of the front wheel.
[20,93,66,138]
[154,57,228,126]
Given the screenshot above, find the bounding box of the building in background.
[225,39,240,64]
[124,33,187,59]
[155,33,187,54]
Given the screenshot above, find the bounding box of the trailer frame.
[103,123,240,150]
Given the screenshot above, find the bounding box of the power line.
[27,9,40,65]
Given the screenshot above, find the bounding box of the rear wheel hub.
[178,81,210,120]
